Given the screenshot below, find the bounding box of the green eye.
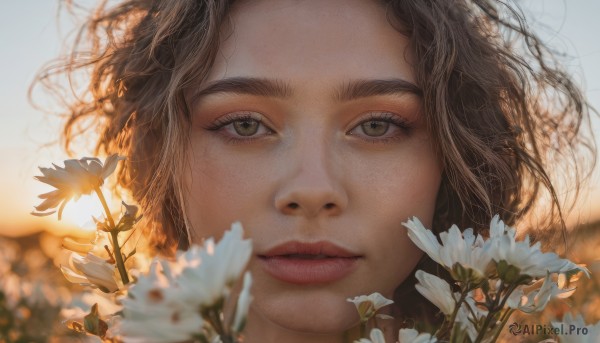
[361,120,390,137]
[233,119,260,136]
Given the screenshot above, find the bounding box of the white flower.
[414,270,456,316]
[347,292,394,322]
[61,253,120,293]
[232,271,253,333]
[404,218,492,282]
[216,222,254,286]
[414,270,486,341]
[414,270,484,341]
[119,260,204,343]
[511,273,571,313]
[177,222,252,307]
[552,313,600,343]
[505,286,525,310]
[32,154,124,219]
[398,328,437,343]
[487,216,588,279]
[119,223,252,342]
[355,328,386,343]
[455,296,487,341]
[406,215,588,283]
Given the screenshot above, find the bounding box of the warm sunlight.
[60,194,111,231]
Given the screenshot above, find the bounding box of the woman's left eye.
[348,113,412,142]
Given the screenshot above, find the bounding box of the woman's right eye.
[205,112,274,141]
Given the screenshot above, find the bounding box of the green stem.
[110,231,130,285]
[490,309,515,343]
[94,187,116,229]
[442,285,469,340]
[94,187,129,285]
[482,284,519,342]
[473,310,495,342]
[497,283,518,311]
[205,308,227,338]
[473,282,516,343]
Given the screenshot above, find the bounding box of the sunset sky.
[1,1,599,236]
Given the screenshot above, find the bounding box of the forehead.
[206,0,415,87]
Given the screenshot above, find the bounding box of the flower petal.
[404,218,442,264]
[414,270,455,315]
[232,271,253,333]
[101,154,125,179]
[398,328,437,343]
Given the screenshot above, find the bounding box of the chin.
[250,289,359,334]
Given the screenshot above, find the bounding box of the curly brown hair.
[32,0,595,322]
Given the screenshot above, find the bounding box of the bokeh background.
[0,1,599,342]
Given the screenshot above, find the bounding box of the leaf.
[83,303,109,338]
[125,247,137,261]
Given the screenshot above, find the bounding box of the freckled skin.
[183,0,442,342]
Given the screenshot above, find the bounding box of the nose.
[274,142,348,218]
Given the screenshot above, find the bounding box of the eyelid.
[204,111,265,130]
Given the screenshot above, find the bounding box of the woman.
[34,0,595,342]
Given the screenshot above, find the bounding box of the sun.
[61,193,112,230]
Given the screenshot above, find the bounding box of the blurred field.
[1,221,599,342]
[0,232,91,342]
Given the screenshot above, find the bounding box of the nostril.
[324,203,335,210]
[288,203,299,209]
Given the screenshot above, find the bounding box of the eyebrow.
[192,77,292,100]
[191,76,422,102]
[334,78,422,101]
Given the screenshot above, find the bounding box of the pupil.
[234,119,259,136]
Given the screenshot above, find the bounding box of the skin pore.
[183,0,442,342]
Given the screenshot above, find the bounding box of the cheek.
[376,169,440,212]
[184,140,276,237]
[377,226,424,284]
[350,141,442,223]
[349,143,440,289]
[362,209,426,293]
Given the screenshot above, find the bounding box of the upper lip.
[258,241,362,258]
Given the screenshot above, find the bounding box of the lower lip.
[258,256,360,285]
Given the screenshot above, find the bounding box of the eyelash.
[204,111,413,144]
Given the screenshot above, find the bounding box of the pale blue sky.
[1,1,599,233]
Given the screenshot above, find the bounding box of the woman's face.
[184,0,442,336]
